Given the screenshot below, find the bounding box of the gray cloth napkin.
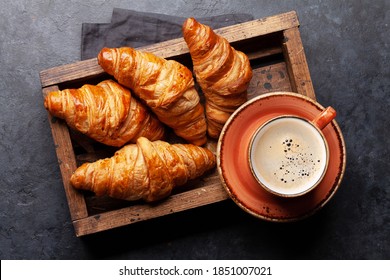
[81,8,253,60]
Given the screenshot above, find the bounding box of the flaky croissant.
[98,47,207,146]
[44,79,165,147]
[182,18,253,139]
[70,137,216,202]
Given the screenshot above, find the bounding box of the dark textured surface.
[0,0,389,259]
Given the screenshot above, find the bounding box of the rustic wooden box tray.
[40,11,316,236]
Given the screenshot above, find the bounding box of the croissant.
[98,47,207,146]
[70,137,216,202]
[182,18,253,138]
[44,79,165,147]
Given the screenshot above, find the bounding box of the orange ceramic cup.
[217,92,346,222]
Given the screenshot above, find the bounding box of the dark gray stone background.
[0,0,389,259]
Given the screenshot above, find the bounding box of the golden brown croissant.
[97,47,207,146]
[182,18,253,138]
[70,137,216,202]
[44,79,165,147]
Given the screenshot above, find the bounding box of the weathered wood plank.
[73,176,227,236]
[282,27,316,100]
[216,10,299,39]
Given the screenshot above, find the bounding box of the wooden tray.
[40,11,316,236]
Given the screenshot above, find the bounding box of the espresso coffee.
[249,116,328,196]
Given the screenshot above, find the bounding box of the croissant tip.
[69,173,79,189]
[43,94,50,110]
[44,91,63,116]
[183,17,198,31]
[97,47,115,74]
[70,165,88,190]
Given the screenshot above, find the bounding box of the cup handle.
[311,106,336,130]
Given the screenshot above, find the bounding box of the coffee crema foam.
[250,117,328,196]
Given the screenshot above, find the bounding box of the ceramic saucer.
[217,92,346,222]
